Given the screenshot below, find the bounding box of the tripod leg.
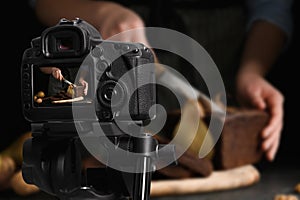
[133,157,152,200]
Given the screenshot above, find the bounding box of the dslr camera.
[21,18,173,200]
[21,17,155,122]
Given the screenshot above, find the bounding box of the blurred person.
[29,0,294,162]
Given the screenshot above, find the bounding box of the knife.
[62,77,76,87]
[156,64,225,114]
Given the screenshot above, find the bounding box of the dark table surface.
[1,160,299,200]
[152,161,300,200]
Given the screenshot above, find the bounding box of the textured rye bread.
[160,106,269,171]
[212,109,269,169]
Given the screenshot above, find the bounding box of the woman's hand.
[51,67,63,81]
[236,72,284,161]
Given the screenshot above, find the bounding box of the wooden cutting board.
[52,96,84,103]
[150,164,260,197]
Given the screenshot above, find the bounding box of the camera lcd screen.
[32,64,93,108]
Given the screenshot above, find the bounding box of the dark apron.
[104,0,247,110]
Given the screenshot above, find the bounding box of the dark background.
[265,1,300,165]
[0,2,45,150]
[1,0,299,165]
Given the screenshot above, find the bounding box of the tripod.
[22,121,175,200]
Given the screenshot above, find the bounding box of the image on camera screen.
[32,64,93,107]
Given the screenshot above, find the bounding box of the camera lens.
[97,80,126,108]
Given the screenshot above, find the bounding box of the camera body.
[21,18,155,123]
[21,18,177,200]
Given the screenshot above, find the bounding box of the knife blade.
[62,77,76,87]
[156,64,225,115]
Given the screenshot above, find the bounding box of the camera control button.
[96,61,109,72]
[25,50,33,57]
[35,50,41,57]
[23,73,30,80]
[122,45,130,51]
[100,110,112,120]
[24,83,31,89]
[97,81,126,108]
[114,43,122,50]
[92,47,103,57]
[132,48,139,53]
[23,64,30,71]
[24,103,31,110]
